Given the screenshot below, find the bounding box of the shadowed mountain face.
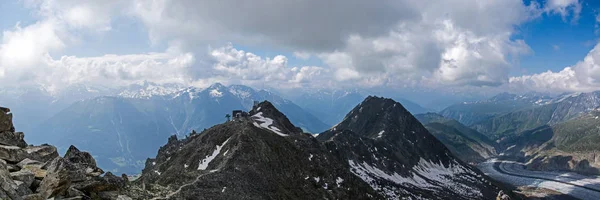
[27,83,328,174]
[415,113,497,164]
[133,97,507,199]
[317,96,502,199]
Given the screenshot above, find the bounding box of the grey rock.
[21,193,45,200]
[64,145,96,167]
[0,107,15,133]
[71,172,125,195]
[17,158,43,169]
[0,144,27,162]
[0,131,27,148]
[7,164,20,172]
[0,159,22,200]
[10,170,35,187]
[13,180,32,196]
[66,187,86,198]
[17,159,46,180]
[37,157,76,198]
[25,145,59,163]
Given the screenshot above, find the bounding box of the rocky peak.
[328,96,430,141]
[249,101,303,135]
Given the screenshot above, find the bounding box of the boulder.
[11,170,35,187]
[13,180,32,196]
[64,145,103,175]
[0,144,27,162]
[66,187,87,198]
[0,131,27,148]
[17,158,43,169]
[0,107,15,133]
[25,145,59,163]
[64,145,97,167]
[72,174,125,195]
[37,157,75,198]
[7,163,20,172]
[0,159,22,200]
[18,159,46,179]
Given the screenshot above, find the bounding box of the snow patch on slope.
[251,112,287,136]
[348,158,483,199]
[377,130,385,138]
[210,89,223,98]
[198,137,231,170]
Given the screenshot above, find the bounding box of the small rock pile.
[0,107,130,200]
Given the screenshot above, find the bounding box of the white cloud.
[25,0,124,31]
[510,43,600,93]
[316,0,535,88]
[544,0,581,22]
[0,20,64,68]
[208,44,330,88]
[0,0,590,93]
[293,52,311,60]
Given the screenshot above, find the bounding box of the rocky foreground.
[0,107,130,200]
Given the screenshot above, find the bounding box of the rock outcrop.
[0,106,130,200]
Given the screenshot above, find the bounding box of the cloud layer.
[0,0,593,94]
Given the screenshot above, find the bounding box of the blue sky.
[1,0,599,97]
[517,0,599,75]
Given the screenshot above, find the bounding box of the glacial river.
[478,159,600,200]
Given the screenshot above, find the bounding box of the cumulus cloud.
[544,0,581,22]
[0,0,195,90]
[317,0,535,87]
[25,0,125,31]
[0,0,590,93]
[129,0,418,51]
[208,44,330,88]
[510,43,600,93]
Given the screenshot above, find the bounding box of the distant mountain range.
[26,83,329,174]
[500,111,600,175]
[130,97,508,199]
[438,91,600,175]
[439,92,554,126]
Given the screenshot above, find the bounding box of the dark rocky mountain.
[27,83,329,174]
[317,97,503,199]
[472,91,600,141]
[0,107,130,199]
[500,110,600,175]
[415,113,497,163]
[133,97,509,199]
[440,92,552,126]
[287,89,431,126]
[129,101,379,199]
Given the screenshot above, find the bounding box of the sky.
[0,0,599,98]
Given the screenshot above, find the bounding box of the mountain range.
[26,83,330,174]
[128,97,508,199]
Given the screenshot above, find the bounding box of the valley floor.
[478,158,600,200]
